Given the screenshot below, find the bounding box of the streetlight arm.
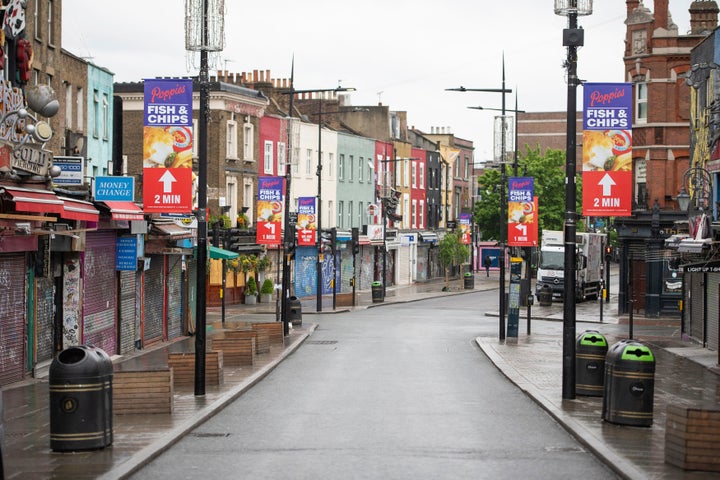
[467,106,525,113]
[446,86,512,93]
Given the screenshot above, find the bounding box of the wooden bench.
[665,405,720,472]
[222,330,270,354]
[211,337,255,366]
[113,368,173,415]
[167,351,223,386]
[252,322,285,345]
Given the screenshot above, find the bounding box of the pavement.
[1,270,720,479]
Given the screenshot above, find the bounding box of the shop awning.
[419,232,438,244]
[59,197,99,222]
[151,222,194,239]
[1,187,64,215]
[209,245,239,260]
[98,201,144,221]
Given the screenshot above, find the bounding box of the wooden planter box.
[252,322,285,345]
[113,368,174,415]
[665,405,720,472]
[210,337,256,366]
[336,292,355,307]
[222,330,271,354]
[168,351,223,386]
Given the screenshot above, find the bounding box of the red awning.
[1,187,64,215]
[99,201,144,221]
[59,197,99,222]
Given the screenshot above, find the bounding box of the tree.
[438,232,470,290]
[473,147,583,240]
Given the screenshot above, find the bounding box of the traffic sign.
[582,170,632,216]
[142,167,193,213]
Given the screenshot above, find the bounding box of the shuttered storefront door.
[708,273,720,351]
[83,231,117,354]
[166,256,183,340]
[118,270,137,354]
[0,254,27,384]
[689,272,705,344]
[143,255,165,345]
[34,276,54,365]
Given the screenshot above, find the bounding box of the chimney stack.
[690,0,719,34]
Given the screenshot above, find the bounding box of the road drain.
[305,340,338,345]
[191,432,231,438]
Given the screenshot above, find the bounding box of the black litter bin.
[464,272,474,289]
[538,284,553,306]
[49,345,113,451]
[89,346,114,445]
[602,339,655,427]
[371,281,384,303]
[575,330,608,396]
[288,295,302,326]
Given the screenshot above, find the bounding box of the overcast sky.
[62,0,693,162]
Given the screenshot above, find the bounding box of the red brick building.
[624,0,718,209]
[516,111,582,162]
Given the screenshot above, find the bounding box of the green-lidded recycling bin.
[464,272,474,289]
[49,345,113,451]
[288,295,302,325]
[575,330,608,396]
[602,339,655,427]
[371,281,384,303]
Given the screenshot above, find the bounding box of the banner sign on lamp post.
[582,82,633,217]
[142,78,194,213]
[297,196,317,246]
[256,176,284,245]
[507,177,538,247]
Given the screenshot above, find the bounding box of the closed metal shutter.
[34,276,54,364]
[398,244,410,285]
[83,231,117,354]
[707,273,720,351]
[689,272,705,344]
[0,254,27,384]
[118,270,137,354]
[166,256,183,340]
[416,245,428,282]
[144,255,165,345]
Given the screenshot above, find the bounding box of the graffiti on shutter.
[83,231,117,354]
[0,254,27,384]
[35,276,54,364]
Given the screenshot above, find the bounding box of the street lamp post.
[555,0,593,400]
[447,60,512,341]
[283,86,355,312]
[185,0,224,397]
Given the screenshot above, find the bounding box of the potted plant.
[244,276,258,304]
[260,278,274,303]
